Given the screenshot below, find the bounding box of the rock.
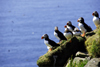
[85,31,95,37]
[84,58,100,67]
[37,36,86,67]
[73,57,87,64]
[75,51,89,58]
[65,57,89,67]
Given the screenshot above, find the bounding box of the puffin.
[64,28,73,40]
[92,11,100,28]
[41,34,60,52]
[64,21,76,32]
[72,27,81,36]
[77,17,92,37]
[54,26,67,41]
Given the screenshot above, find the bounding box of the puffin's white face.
[92,11,99,17]
[65,28,69,31]
[41,34,48,39]
[55,26,58,31]
[67,21,72,25]
[77,18,81,22]
[77,17,84,23]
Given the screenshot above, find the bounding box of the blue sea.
[0,0,100,67]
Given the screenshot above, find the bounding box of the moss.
[37,57,52,66]
[85,27,100,58]
[77,36,86,42]
[89,40,100,57]
[97,27,100,35]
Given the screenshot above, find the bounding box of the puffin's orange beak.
[64,25,67,28]
[92,13,94,16]
[77,20,79,22]
[41,36,44,39]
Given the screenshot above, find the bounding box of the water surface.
[0,0,100,67]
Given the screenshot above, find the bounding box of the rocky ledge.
[37,26,100,67]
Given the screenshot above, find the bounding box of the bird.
[92,11,100,28]
[77,17,92,37]
[64,28,73,41]
[64,21,76,32]
[41,34,60,52]
[54,26,67,41]
[72,27,81,36]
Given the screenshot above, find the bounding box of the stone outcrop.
[37,37,86,67]
[65,51,91,67]
[84,58,100,67]
[37,26,100,67]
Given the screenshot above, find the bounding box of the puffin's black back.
[83,22,92,32]
[79,17,92,32]
[70,25,75,30]
[45,38,60,47]
[55,30,67,40]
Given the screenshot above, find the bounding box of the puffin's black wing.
[83,23,92,32]
[71,25,76,30]
[57,30,67,40]
[48,39,60,47]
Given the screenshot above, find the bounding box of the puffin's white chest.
[54,31,60,40]
[44,40,49,45]
[64,32,72,39]
[78,23,87,32]
[44,40,52,49]
[93,16,100,25]
[66,26,73,32]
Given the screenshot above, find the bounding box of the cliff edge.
[37,26,100,67]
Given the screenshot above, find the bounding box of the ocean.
[0,0,100,67]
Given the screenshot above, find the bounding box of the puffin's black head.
[67,21,72,26]
[54,26,58,31]
[64,21,72,28]
[41,34,49,39]
[92,11,99,17]
[77,17,84,23]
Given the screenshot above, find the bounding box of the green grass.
[85,27,100,58]
[89,40,100,57]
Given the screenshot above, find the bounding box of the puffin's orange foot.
[69,40,72,43]
[48,48,52,52]
[67,39,71,43]
[81,33,85,37]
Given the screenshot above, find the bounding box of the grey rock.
[76,51,89,58]
[73,57,87,64]
[84,58,100,67]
